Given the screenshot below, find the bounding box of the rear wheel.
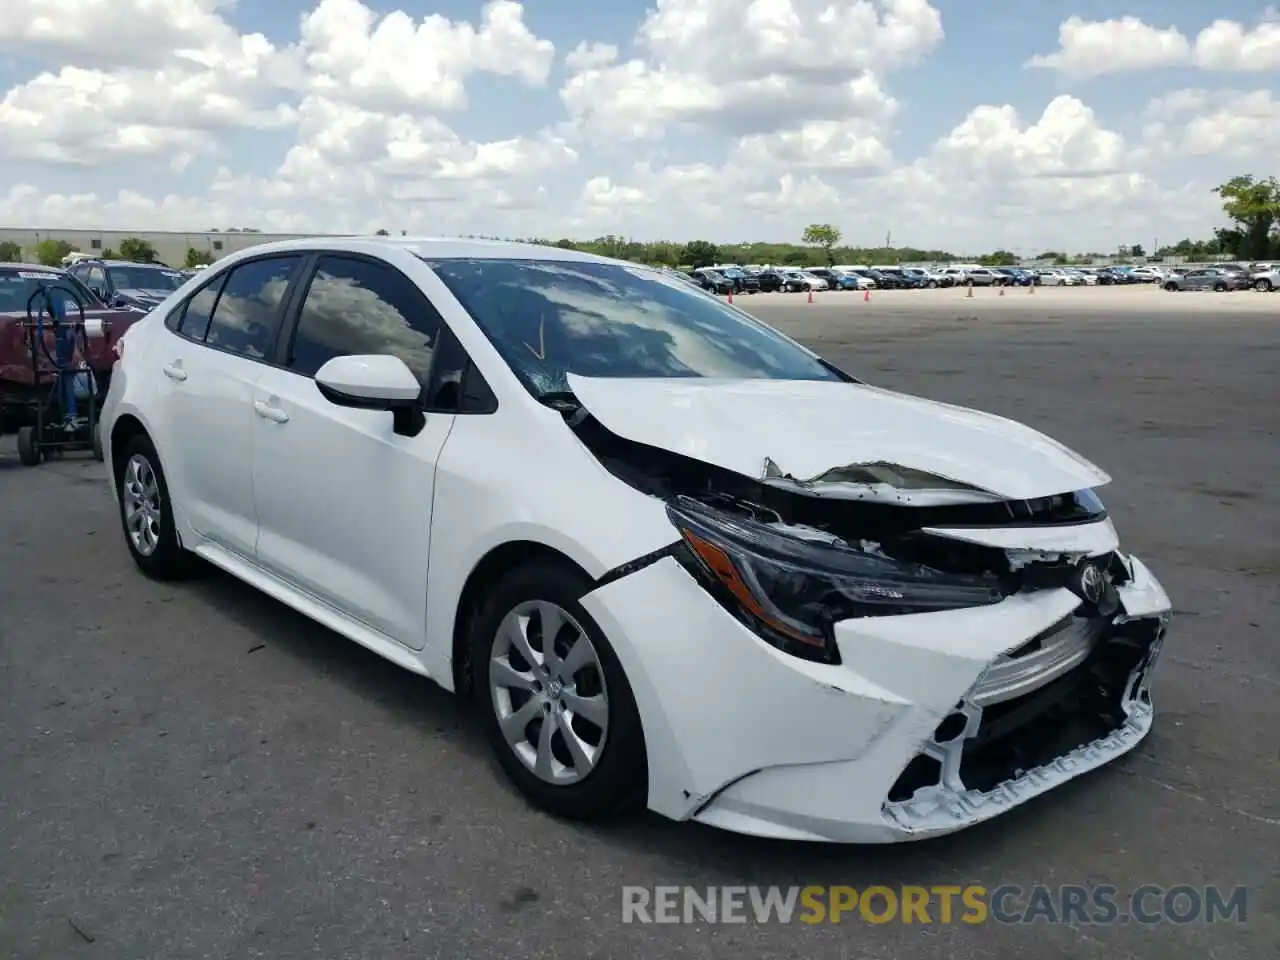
[1213,282,1228,292]
[115,434,199,579]
[471,560,647,821]
[16,425,40,466]
[1164,282,1178,292]
[1255,279,1272,292]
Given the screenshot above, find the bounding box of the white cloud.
[1024,16,1190,78]
[561,0,941,138]
[0,0,1273,252]
[1192,18,1280,70]
[296,0,554,112]
[0,0,247,69]
[1027,14,1280,78]
[1145,89,1280,159]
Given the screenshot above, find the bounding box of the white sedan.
[101,237,1172,843]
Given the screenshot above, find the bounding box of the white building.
[0,227,366,266]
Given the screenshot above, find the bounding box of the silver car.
[1249,263,1279,291]
[1162,268,1251,292]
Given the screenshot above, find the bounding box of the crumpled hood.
[566,374,1110,503]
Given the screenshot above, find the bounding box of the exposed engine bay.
[563,405,1130,617]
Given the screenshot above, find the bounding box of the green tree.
[35,239,74,266]
[1213,175,1280,260]
[978,249,1017,266]
[648,243,677,267]
[680,240,719,268]
[801,223,841,265]
[101,248,117,259]
[0,240,22,261]
[1129,244,1145,257]
[183,246,209,268]
[118,237,158,263]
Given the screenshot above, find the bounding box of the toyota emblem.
[1078,563,1106,604]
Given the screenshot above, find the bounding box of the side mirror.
[315,354,425,437]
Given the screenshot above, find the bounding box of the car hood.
[565,374,1110,504]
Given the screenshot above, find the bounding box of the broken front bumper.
[579,553,1171,843]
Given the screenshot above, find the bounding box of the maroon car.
[0,262,142,437]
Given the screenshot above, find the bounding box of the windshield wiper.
[537,390,589,426]
[537,390,581,411]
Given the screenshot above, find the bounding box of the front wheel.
[471,561,647,821]
[1256,279,1273,292]
[1213,283,1228,292]
[1164,282,1178,292]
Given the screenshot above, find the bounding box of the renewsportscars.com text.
[621,884,1248,926]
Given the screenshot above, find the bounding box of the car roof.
[0,261,66,272]
[210,235,637,267]
[76,259,174,268]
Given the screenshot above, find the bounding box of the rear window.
[0,268,101,314]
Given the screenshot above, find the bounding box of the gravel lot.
[2,286,1277,959]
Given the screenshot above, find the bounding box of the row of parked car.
[675,260,1280,295]
[678,263,1180,294]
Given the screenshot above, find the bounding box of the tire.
[91,420,105,462]
[470,559,647,821]
[927,280,938,288]
[1213,283,1227,292]
[1256,279,1273,292]
[17,425,41,466]
[115,433,199,579]
[1164,282,1178,292]
[965,278,975,287]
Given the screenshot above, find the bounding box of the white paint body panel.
[565,374,1110,500]
[100,236,1172,845]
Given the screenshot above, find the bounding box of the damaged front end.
[556,387,1171,839]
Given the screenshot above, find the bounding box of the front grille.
[888,618,1160,801]
[958,620,1156,792]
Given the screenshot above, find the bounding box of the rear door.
[250,253,456,649]
[156,254,305,558]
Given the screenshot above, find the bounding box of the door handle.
[254,400,289,423]
[161,362,187,381]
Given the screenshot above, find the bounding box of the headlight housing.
[667,496,1005,664]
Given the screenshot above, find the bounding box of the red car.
[0,262,143,438]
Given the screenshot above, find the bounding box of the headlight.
[666,497,1005,664]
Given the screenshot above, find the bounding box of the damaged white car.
[101,237,1172,843]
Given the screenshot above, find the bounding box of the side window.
[86,266,106,294]
[287,255,440,386]
[204,256,300,360]
[170,274,227,337]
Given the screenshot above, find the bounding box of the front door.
[251,254,455,649]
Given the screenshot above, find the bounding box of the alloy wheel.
[122,453,162,556]
[489,600,610,786]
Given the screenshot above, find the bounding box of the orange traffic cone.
[999,285,1005,296]
[966,284,974,298]
[863,288,870,302]
[807,288,814,304]
[1029,282,1035,294]
[727,288,734,304]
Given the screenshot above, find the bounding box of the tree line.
[4,173,1273,271]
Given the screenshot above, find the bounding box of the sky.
[0,0,1276,254]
